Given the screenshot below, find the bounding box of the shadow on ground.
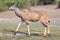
[3,29,43,36]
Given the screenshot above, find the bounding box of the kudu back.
[9,3,50,37]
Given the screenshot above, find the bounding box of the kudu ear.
[15,3,20,8]
[13,3,18,6]
[12,3,20,8]
[13,3,17,6]
[12,3,15,5]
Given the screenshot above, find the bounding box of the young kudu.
[9,4,50,37]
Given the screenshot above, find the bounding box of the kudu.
[9,4,50,37]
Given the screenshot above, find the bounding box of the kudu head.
[9,3,20,11]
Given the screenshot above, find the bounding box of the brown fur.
[9,4,50,37]
[22,9,48,22]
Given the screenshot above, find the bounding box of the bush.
[0,0,28,11]
[0,0,59,11]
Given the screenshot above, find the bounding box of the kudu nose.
[9,7,14,11]
[9,7,11,10]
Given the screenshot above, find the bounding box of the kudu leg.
[40,19,50,37]
[25,21,30,36]
[42,22,50,37]
[14,21,21,35]
[44,22,50,37]
[44,27,47,37]
[16,22,21,32]
[27,25,30,36]
[47,24,50,37]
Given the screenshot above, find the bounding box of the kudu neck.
[14,7,23,18]
[14,7,23,13]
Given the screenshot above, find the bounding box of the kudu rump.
[9,4,50,37]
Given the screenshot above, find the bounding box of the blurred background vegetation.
[0,0,60,11]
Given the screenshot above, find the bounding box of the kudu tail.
[47,14,50,23]
[48,20,50,23]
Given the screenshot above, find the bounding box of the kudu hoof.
[44,35,47,37]
[14,32,17,35]
[27,34,31,37]
[43,34,51,37]
[48,34,51,37]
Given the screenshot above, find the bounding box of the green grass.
[0,23,60,40]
